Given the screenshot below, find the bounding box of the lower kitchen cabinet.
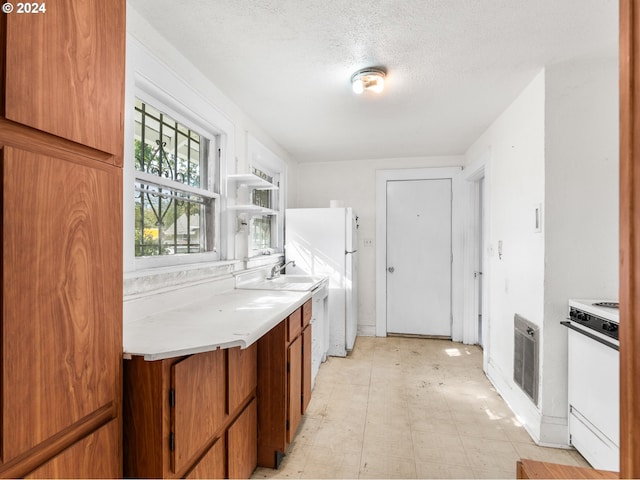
[257,300,313,468]
[123,344,257,478]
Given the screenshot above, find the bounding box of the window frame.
[124,40,234,273]
[246,134,286,257]
[133,97,219,259]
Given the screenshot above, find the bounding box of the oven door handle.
[561,321,619,351]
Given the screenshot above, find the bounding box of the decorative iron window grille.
[134,99,218,257]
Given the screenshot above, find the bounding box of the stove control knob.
[576,311,586,321]
[602,322,618,332]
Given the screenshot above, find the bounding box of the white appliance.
[285,207,358,357]
[563,299,619,471]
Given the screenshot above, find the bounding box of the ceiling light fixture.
[351,67,386,94]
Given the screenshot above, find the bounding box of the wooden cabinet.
[0,2,125,477]
[257,300,313,468]
[123,344,258,479]
[4,0,125,157]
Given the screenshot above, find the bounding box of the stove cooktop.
[567,299,619,343]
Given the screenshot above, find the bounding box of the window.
[245,134,286,257]
[249,166,277,251]
[133,99,219,258]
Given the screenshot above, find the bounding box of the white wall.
[541,57,619,443]
[295,156,463,335]
[464,58,619,446]
[465,70,547,441]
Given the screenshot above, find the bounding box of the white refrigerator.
[285,207,358,357]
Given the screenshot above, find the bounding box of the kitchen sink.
[237,274,327,292]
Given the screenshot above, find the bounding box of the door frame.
[375,167,463,338]
[462,151,491,369]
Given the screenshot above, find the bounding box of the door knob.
[388,266,395,273]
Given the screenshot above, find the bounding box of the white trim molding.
[375,167,463,338]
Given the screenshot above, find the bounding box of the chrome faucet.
[268,260,296,279]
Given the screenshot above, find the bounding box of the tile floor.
[252,336,590,479]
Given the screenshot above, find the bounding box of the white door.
[386,179,452,336]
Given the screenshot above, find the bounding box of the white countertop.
[123,288,312,361]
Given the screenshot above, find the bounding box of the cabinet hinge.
[287,362,290,373]
[286,420,290,431]
[169,388,175,407]
[169,432,175,452]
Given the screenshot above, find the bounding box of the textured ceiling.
[128,0,618,162]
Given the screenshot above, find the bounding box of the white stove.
[564,299,619,471]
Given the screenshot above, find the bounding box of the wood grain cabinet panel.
[124,346,258,479]
[287,308,303,343]
[171,350,227,474]
[0,1,124,477]
[25,420,120,479]
[2,146,122,464]
[257,304,313,468]
[286,337,302,444]
[302,300,312,328]
[185,437,226,480]
[228,399,257,479]
[4,0,125,157]
[229,344,257,415]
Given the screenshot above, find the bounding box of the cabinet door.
[287,336,303,444]
[171,350,226,474]
[257,321,287,468]
[2,147,122,464]
[228,399,257,479]
[4,1,125,157]
[228,344,257,415]
[25,420,120,479]
[302,324,312,414]
[185,437,226,480]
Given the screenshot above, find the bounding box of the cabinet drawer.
[287,308,303,343]
[302,300,312,328]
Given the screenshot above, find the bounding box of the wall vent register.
[513,314,539,406]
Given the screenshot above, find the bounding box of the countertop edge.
[123,289,312,361]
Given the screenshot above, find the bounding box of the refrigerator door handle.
[346,250,357,254]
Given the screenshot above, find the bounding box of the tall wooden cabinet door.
[2,147,122,464]
[4,0,125,157]
[228,399,257,479]
[257,321,287,468]
[171,350,226,474]
[286,336,303,444]
[302,324,312,414]
[25,420,120,479]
